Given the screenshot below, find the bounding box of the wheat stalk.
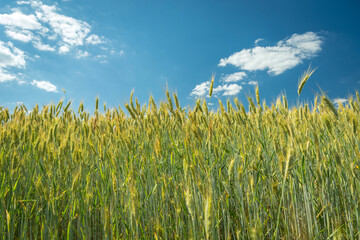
[298,65,316,95]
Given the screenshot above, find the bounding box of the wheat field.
[1,85,360,239]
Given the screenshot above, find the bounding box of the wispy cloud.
[0,69,16,82]
[31,80,58,92]
[75,50,89,59]
[333,98,348,106]
[0,11,42,30]
[111,49,125,56]
[0,41,26,82]
[219,32,323,75]
[247,81,258,85]
[33,38,55,51]
[17,1,31,5]
[5,28,34,42]
[86,34,104,45]
[34,3,91,46]
[0,41,26,68]
[0,1,107,57]
[221,72,247,83]
[254,38,264,45]
[0,1,111,85]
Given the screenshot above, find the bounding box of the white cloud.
[94,54,108,63]
[5,28,34,42]
[0,0,109,87]
[254,38,264,45]
[47,33,57,40]
[94,54,107,59]
[86,34,103,45]
[33,40,55,51]
[247,81,258,85]
[75,50,89,59]
[0,1,106,57]
[0,1,108,85]
[333,98,348,106]
[190,81,242,97]
[16,1,31,5]
[0,68,16,82]
[0,41,26,82]
[58,45,70,54]
[110,49,125,56]
[0,11,42,30]
[283,33,322,55]
[0,41,26,69]
[222,72,247,83]
[31,80,58,92]
[213,84,242,96]
[219,32,323,75]
[35,4,91,46]
[190,81,210,97]
[18,79,26,85]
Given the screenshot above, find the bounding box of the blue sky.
[0,0,359,111]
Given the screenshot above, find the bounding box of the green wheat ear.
[298,65,316,95]
[255,85,260,107]
[322,96,338,118]
[209,75,215,98]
